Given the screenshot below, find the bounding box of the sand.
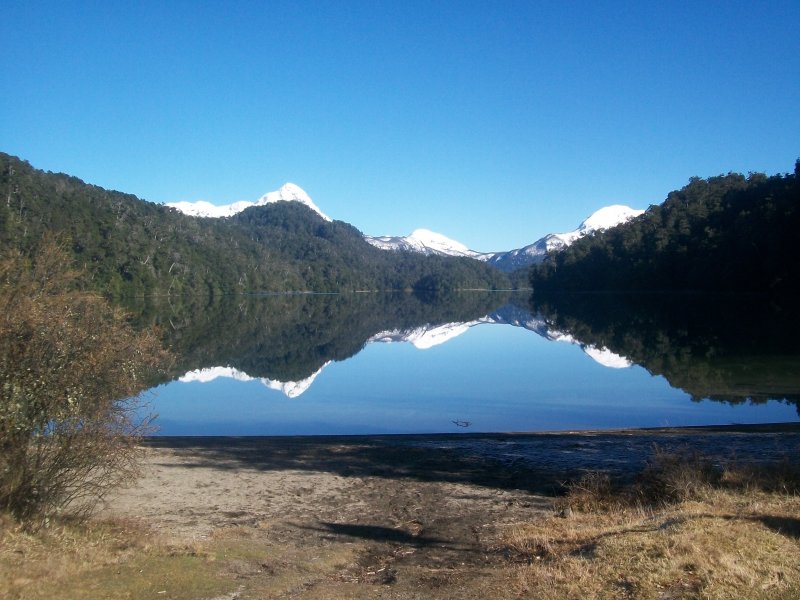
[99,426,800,595]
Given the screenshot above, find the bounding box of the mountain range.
[0,153,508,297]
[170,184,645,273]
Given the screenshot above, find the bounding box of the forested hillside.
[0,153,508,297]
[530,163,800,293]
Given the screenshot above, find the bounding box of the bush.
[634,445,721,504]
[0,238,170,522]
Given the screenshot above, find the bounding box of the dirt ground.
[100,427,800,598]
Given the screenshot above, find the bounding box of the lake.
[140,292,800,436]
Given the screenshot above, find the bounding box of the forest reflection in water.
[137,291,800,435]
[530,292,800,414]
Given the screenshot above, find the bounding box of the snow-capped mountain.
[365,204,644,272]
[369,322,474,349]
[365,229,480,258]
[482,204,645,270]
[370,303,632,368]
[167,183,331,222]
[482,204,645,272]
[177,363,329,398]
[168,182,642,273]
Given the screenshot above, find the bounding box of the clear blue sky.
[2,1,798,251]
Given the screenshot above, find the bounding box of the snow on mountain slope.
[167,183,331,221]
[483,204,644,272]
[483,304,632,368]
[369,321,474,349]
[548,204,645,249]
[365,229,480,258]
[365,204,643,272]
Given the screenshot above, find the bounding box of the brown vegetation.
[504,448,800,599]
[0,238,169,522]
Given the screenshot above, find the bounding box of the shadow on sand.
[144,424,800,496]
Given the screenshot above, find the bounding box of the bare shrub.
[562,446,732,514]
[559,471,623,513]
[0,238,170,522]
[634,445,721,505]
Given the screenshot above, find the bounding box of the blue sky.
[2,1,798,251]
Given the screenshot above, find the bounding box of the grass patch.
[0,515,234,600]
[0,515,356,599]
[504,449,800,599]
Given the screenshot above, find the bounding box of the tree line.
[0,152,509,300]
[530,162,800,294]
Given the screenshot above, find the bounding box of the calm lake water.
[142,292,800,436]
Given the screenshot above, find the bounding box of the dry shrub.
[721,456,800,495]
[0,238,170,523]
[558,471,622,514]
[560,445,797,515]
[634,445,722,505]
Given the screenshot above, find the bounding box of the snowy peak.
[369,321,474,349]
[257,182,311,204]
[484,204,644,271]
[365,228,479,258]
[548,204,645,249]
[167,183,331,222]
[578,204,644,233]
[365,203,644,271]
[254,183,331,221]
[177,363,330,398]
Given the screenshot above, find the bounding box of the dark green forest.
[530,163,800,293]
[0,153,509,298]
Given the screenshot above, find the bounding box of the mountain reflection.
[135,291,800,411]
[531,293,800,414]
[138,291,520,393]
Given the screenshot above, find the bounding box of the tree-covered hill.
[530,162,800,294]
[0,153,509,297]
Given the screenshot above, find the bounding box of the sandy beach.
[95,425,800,597]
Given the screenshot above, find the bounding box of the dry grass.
[3,447,798,599]
[503,450,800,599]
[0,514,231,600]
[0,513,357,600]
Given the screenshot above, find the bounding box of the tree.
[0,238,170,523]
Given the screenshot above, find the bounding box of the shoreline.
[88,420,800,597]
[145,420,800,443]
[132,421,800,505]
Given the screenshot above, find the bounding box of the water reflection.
[142,291,516,389]
[136,291,799,434]
[531,293,800,414]
[150,293,647,398]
